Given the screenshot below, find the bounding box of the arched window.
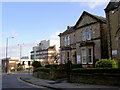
[68,36,70,45]
[82,30,86,41]
[87,28,91,40]
[64,36,66,46]
[74,34,76,44]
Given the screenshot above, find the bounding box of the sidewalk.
[19,74,120,90]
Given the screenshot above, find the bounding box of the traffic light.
[28,61,30,66]
[22,61,25,65]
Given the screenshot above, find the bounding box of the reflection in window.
[82,49,87,64]
[82,30,86,41]
[87,28,91,40]
[64,36,66,46]
[68,36,70,45]
[88,48,93,64]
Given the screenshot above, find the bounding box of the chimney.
[67,26,72,30]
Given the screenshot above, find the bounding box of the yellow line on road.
[17,77,45,88]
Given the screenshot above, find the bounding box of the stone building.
[104,1,120,67]
[59,11,108,67]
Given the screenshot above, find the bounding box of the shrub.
[50,65,60,69]
[45,64,51,68]
[71,64,82,69]
[95,58,118,68]
[32,61,41,68]
[33,67,50,73]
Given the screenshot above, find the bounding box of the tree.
[32,61,41,68]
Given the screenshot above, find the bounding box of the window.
[64,36,66,46]
[88,48,93,64]
[68,36,70,45]
[74,34,76,44]
[82,49,87,64]
[82,30,86,41]
[87,28,91,40]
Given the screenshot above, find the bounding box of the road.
[2,71,39,89]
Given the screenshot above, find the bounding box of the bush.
[71,68,120,73]
[71,64,82,69]
[45,64,51,68]
[32,61,41,68]
[33,67,50,73]
[95,58,118,68]
[50,65,60,69]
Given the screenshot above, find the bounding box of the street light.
[5,37,14,73]
[18,43,24,65]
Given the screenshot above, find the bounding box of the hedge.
[95,58,118,68]
[71,68,120,74]
[33,67,50,73]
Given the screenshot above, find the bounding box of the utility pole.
[18,43,24,71]
[5,37,14,73]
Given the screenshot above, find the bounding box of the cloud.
[0,42,35,59]
[49,31,61,51]
[88,0,109,9]
[49,31,61,40]
[4,30,19,37]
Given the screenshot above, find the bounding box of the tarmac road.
[2,71,43,89]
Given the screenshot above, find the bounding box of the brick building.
[59,11,108,67]
[2,58,19,72]
[31,45,60,66]
[104,1,120,67]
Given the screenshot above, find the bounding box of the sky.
[1,0,110,59]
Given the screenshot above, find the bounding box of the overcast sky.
[1,0,110,59]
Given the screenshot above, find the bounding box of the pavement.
[19,72,120,90]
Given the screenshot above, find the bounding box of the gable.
[75,13,97,28]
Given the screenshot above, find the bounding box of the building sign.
[112,50,117,55]
[77,55,81,64]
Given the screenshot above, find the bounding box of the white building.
[20,56,32,69]
[31,40,60,60]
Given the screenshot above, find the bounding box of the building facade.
[31,44,60,66]
[20,56,32,69]
[2,58,19,72]
[59,11,108,67]
[105,1,120,67]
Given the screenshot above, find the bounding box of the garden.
[31,58,120,86]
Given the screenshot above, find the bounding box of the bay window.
[88,48,93,64]
[82,49,87,64]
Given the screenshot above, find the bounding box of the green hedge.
[33,67,50,73]
[95,58,118,68]
[71,68,120,74]
[71,64,82,68]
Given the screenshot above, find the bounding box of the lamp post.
[18,43,24,71]
[5,37,14,73]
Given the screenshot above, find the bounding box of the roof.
[59,26,75,37]
[48,45,56,49]
[59,11,106,37]
[74,11,106,28]
[104,1,120,12]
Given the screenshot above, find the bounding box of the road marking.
[17,77,45,88]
